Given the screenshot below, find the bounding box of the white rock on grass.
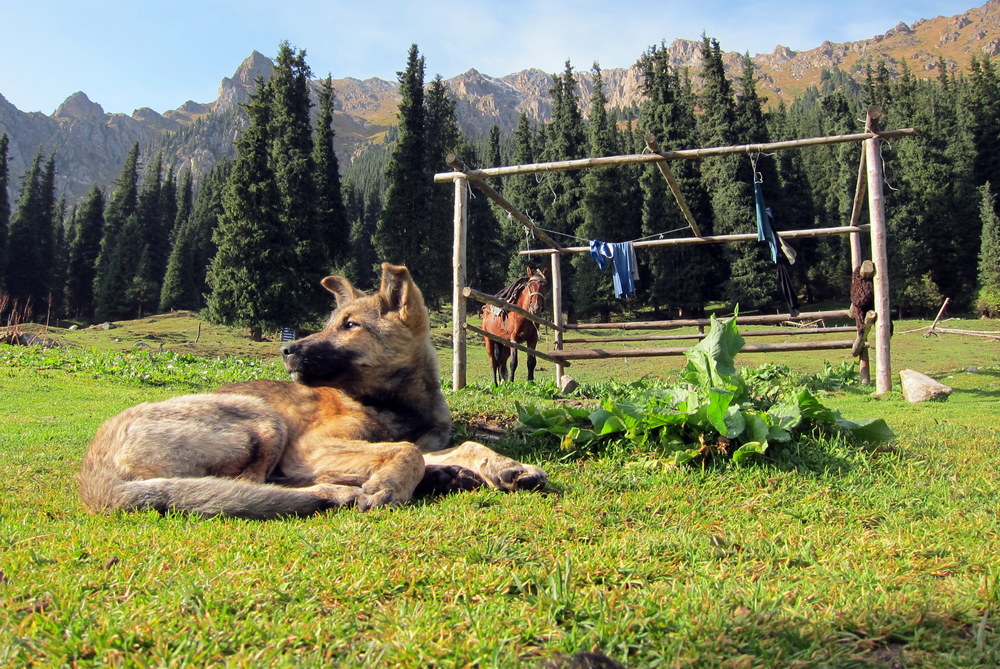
[899,369,953,403]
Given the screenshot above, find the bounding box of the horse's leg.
[485,338,500,386]
[509,346,519,382]
[525,328,539,382]
[500,347,510,384]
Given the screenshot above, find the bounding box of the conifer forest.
[2,38,1000,334]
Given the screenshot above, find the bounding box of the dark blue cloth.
[608,241,638,298]
[754,182,779,263]
[589,240,613,270]
[590,239,639,298]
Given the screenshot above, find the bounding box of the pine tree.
[313,75,349,270]
[458,140,506,293]
[422,74,461,303]
[539,61,586,319]
[638,44,714,316]
[160,167,217,312]
[574,64,630,320]
[4,152,57,317]
[94,143,140,321]
[0,134,10,292]
[130,152,165,316]
[698,38,764,307]
[502,113,542,282]
[269,42,327,319]
[342,182,380,290]
[207,79,297,339]
[977,183,1000,316]
[375,45,433,296]
[64,186,104,318]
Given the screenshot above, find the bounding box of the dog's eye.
[342,319,361,330]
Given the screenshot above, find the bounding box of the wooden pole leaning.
[848,148,867,269]
[446,154,565,254]
[464,323,568,367]
[462,287,562,332]
[864,106,893,394]
[645,133,702,236]
[452,174,469,391]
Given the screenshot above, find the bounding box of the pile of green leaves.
[516,315,894,465]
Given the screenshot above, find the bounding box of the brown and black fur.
[79,263,547,519]
[850,260,876,357]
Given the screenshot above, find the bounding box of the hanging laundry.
[754,181,799,316]
[588,240,640,298]
[589,240,614,270]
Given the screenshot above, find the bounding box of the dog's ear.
[379,263,428,330]
[321,275,366,308]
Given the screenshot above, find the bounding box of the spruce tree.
[64,186,104,319]
[94,143,140,321]
[4,152,56,317]
[423,74,461,303]
[574,64,629,320]
[698,38,764,307]
[977,183,1000,316]
[375,45,432,295]
[458,140,506,293]
[269,42,327,319]
[130,152,165,316]
[342,182,380,291]
[160,167,218,312]
[638,45,713,316]
[538,61,586,319]
[502,113,542,282]
[0,134,9,291]
[207,80,297,339]
[313,75,349,270]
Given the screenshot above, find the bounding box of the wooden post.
[848,147,867,269]
[452,175,469,391]
[865,106,892,394]
[550,251,565,384]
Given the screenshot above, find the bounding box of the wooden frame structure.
[437,106,912,394]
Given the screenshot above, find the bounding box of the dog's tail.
[79,468,338,519]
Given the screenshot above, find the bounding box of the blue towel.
[609,241,638,298]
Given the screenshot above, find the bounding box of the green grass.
[1,313,998,666]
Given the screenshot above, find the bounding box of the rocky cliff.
[2,1,998,204]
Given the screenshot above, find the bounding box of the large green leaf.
[680,313,745,391]
[836,417,896,444]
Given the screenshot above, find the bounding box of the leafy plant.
[516,314,893,465]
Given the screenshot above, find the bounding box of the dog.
[79,263,547,519]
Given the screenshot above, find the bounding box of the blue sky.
[0,0,979,116]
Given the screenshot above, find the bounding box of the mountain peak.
[53,92,105,121]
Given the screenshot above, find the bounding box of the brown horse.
[481,267,548,385]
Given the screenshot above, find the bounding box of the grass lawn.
[0,312,997,667]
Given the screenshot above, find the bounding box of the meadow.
[0,311,997,667]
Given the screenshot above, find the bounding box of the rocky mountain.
[2,1,999,204]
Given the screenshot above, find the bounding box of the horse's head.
[522,267,548,316]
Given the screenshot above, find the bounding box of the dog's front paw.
[495,463,548,492]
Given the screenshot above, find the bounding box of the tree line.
[1,39,999,335]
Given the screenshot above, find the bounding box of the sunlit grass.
[0,314,997,666]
